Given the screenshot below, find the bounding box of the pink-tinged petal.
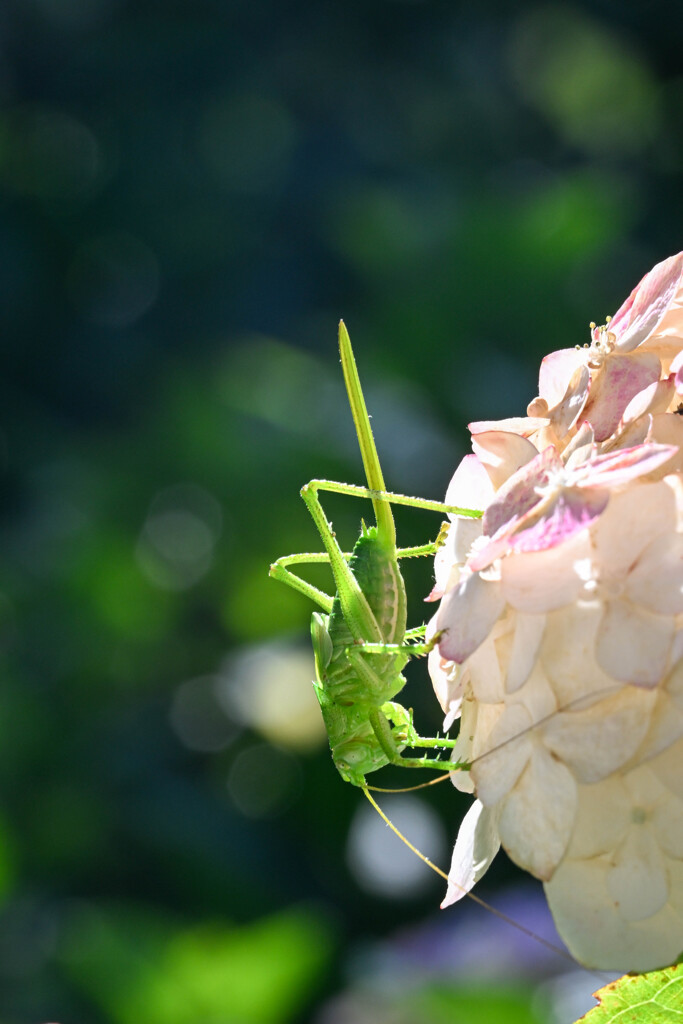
[470,430,539,491]
[505,612,546,693]
[436,573,505,664]
[580,441,679,490]
[606,828,668,921]
[625,532,683,616]
[444,453,494,515]
[508,486,608,554]
[440,800,501,909]
[582,352,661,441]
[497,749,577,879]
[615,251,683,353]
[549,363,590,437]
[544,686,656,783]
[538,347,588,408]
[622,375,676,423]
[596,599,675,686]
[468,416,548,439]
[427,613,463,717]
[479,446,561,546]
[500,532,589,614]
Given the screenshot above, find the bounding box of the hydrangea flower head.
[430,252,683,971]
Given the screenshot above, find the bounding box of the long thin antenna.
[361,785,608,980]
[368,773,452,794]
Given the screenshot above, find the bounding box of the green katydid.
[269,323,602,970]
[269,321,481,790]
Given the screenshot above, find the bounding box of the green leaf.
[60,902,335,1024]
[577,963,683,1023]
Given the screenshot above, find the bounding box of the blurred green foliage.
[0,0,681,1020]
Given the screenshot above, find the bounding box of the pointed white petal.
[441,800,501,909]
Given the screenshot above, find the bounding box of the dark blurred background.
[0,1,680,1021]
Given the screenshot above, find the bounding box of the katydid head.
[338,321,396,550]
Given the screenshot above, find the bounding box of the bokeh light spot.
[217,641,326,752]
[346,794,446,899]
[137,483,223,592]
[508,7,661,155]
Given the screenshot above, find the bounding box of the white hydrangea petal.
[596,599,674,685]
[551,362,590,436]
[470,430,539,491]
[540,600,619,708]
[448,698,503,794]
[606,827,668,922]
[538,347,588,408]
[622,762,667,807]
[500,533,589,614]
[441,800,501,909]
[505,611,545,693]
[633,689,683,765]
[470,703,533,806]
[590,481,675,579]
[565,777,631,859]
[544,857,683,971]
[649,737,683,801]
[437,573,505,664]
[647,414,683,478]
[625,531,683,616]
[653,794,683,859]
[544,685,656,783]
[497,748,577,879]
[444,453,495,513]
[466,634,505,704]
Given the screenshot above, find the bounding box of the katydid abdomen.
[313,525,414,783]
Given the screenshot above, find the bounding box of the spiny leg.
[345,651,461,763]
[268,552,336,612]
[270,530,442,646]
[369,707,465,769]
[303,478,482,520]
